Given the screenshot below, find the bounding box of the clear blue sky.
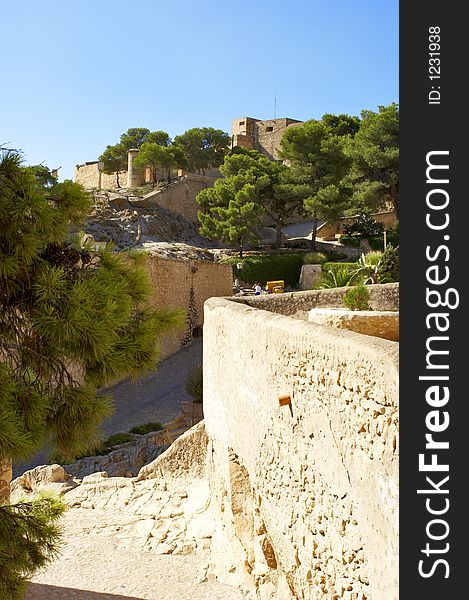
[1,0,398,180]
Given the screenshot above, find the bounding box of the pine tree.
[0,149,182,596]
[0,495,65,599]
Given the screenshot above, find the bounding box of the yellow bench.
[266,280,284,293]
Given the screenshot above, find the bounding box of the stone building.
[231,116,303,160]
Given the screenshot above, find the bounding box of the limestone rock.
[11,464,78,502]
[138,420,208,483]
[64,429,173,480]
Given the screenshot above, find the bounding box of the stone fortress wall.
[75,162,129,189]
[202,284,399,599]
[317,211,398,240]
[133,172,220,224]
[144,255,233,359]
[231,116,303,160]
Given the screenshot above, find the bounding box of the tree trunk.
[167,168,171,185]
[0,457,12,505]
[116,170,121,189]
[275,223,283,249]
[310,219,318,251]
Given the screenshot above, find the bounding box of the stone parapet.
[307,307,399,341]
[203,295,399,599]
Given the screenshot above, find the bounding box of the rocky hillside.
[81,190,215,252]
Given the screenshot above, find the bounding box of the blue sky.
[1,0,398,180]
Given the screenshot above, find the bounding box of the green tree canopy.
[0,150,181,461]
[279,114,359,248]
[197,174,262,257]
[118,127,151,150]
[134,143,186,184]
[99,128,171,188]
[0,150,182,594]
[99,143,127,188]
[173,127,230,174]
[347,103,399,219]
[219,148,303,248]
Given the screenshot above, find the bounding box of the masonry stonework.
[75,162,128,190]
[232,117,303,160]
[317,211,398,240]
[134,173,220,224]
[203,290,399,599]
[144,255,233,359]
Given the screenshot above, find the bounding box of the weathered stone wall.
[137,173,220,223]
[317,211,398,240]
[307,308,399,341]
[144,255,233,358]
[75,163,128,190]
[203,296,399,599]
[232,117,303,160]
[233,282,399,320]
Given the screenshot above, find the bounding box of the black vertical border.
[400,2,467,597]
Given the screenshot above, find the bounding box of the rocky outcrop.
[64,429,173,479]
[82,191,213,251]
[11,464,78,502]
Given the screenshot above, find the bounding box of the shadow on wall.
[25,583,147,600]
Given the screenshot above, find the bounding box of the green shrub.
[186,363,203,403]
[343,214,384,238]
[368,236,386,251]
[363,251,383,266]
[129,422,164,435]
[303,252,328,265]
[367,225,399,251]
[104,433,134,447]
[222,253,305,287]
[378,244,399,282]
[343,284,370,310]
[0,494,66,600]
[340,235,361,248]
[326,252,348,261]
[315,264,357,289]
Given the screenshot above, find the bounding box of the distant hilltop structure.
[75,116,304,190]
[231,116,303,160]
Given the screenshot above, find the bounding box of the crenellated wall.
[203,289,399,599]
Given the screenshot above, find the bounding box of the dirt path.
[24,508,246,600]
[100,340,202,435]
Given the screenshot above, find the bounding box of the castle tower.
[127,148,145,188]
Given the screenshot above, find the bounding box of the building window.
[265,126,274,132]
[239,120,245,126]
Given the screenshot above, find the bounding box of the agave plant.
[349,252,383,285]
[315,265,356,289]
